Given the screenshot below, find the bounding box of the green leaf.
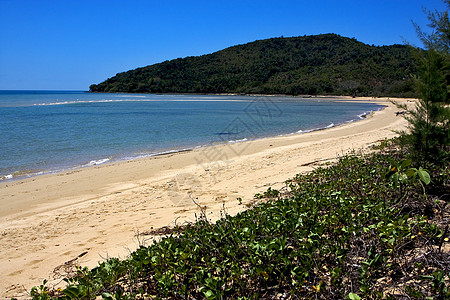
[400,173,408,182]
[63,286,82,299]
[348,292,362,300]
[204,289,215,299]
[400,159,412,169]
[417,167,431,185]
[391,173,400,188]
[385,165,398,179]
[102,292,114,300]
[405,168,417,179]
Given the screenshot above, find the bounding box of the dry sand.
[0,97,412,298]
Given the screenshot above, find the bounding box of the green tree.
[400,0,450,164]
[89,34,417,97]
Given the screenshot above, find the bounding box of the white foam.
[297,128,314,134]
[0,174,13,181]
[34,99,159,106]
[358,107,383,119]
[358,112,370,119]
[297,123,335,134]
[85,158,111,166]
[117,95,147,98]
[228,138,248,144]
[127,148,195,161]
[33,98,251,106]
[1,170,44,181]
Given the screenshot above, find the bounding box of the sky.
[0,0,448,90]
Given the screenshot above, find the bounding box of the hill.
[89,34,417,97]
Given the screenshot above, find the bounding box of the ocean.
[0,91,383,181]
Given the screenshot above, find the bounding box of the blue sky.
[0,0,447,90]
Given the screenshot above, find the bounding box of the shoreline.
[0,97,412,298]
[0,96,384,183]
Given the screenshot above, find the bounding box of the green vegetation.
[31,7,450,298]
[90,34,417,97]
[395,0,450,165]
[30,142,449,299]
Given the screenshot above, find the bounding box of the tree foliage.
[90,34,417,97]
[399,0,450,164]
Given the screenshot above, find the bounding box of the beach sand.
[0,97,412,298]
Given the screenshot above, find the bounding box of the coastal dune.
[0,97,410,298]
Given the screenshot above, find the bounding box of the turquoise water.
[0,91,383,180]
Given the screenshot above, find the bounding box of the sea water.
[0,91,383,180]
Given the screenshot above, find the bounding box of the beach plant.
[385,159,430,187]
[422,270,450,299]
[384,159,431,202]
[28,144,449,299]
[30,280,51,300]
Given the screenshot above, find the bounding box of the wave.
[33,99,158,106]
[117,95,148,98]
[146,148,195,157]
[227,138,248,144]
[121,148,195,161]
[358,111,371,119]
[297,122,335,134]
[0,174,13,181]
[33,98,250,106]
[0,158,112,181]
[295,105,384,134]
[2,100,386,182]
[0,170,44,181]
[358,106,385,119]
[83,158,111,167]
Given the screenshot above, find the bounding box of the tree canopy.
[399,0,450,164]
[90,34,418,97]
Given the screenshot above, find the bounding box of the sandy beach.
[0,97,411,298]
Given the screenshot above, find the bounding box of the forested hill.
[90,34,417,97]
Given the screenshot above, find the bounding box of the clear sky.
[0,0,448,90]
